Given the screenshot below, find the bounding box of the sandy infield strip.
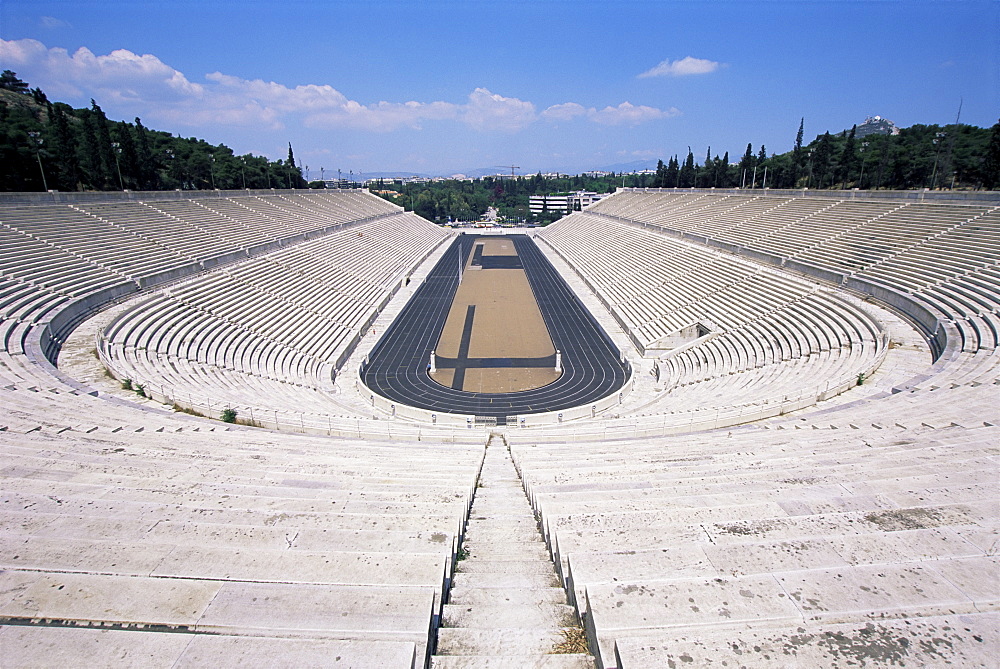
[431,237,560,393]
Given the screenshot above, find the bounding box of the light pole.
[111,141,125,190]
[208,153,217,190]
[164,148,175,186]
[858,142,869,190]
[27,131,48,191]
[930,132,946,190]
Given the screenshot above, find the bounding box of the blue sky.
[1,0,997,176]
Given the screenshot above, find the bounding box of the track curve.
[360,234,630,422]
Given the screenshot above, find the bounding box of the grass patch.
[172,403,206,418]
[221,407,238,424]
[552,626,588,654]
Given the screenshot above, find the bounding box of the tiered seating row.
[577,191,1000,359]
[100,211,450,415]
[511,412,999,668]
[0,378,483,667]
[539,212,886,414]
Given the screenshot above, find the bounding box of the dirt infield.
[431,237,560,393]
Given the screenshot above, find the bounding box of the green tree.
[133,118,158,190]
[80,112,106,189]
[665,156,679,187]
[980,119,1000,189]
[812,132,834,188]
[0,70,29,94]
[791,118,805,186]
[89,100,119,189]
[653,159,667,188]
[114,122,140,189]
[48,103,80,191]
[838,125,857,188]
[738,143,755,186]
[678,149,696,187]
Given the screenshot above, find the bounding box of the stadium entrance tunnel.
[359,234,631,425]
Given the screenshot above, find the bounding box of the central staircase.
[431,436,594,668]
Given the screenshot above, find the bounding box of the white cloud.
[0,38,204,103]
[40,16,72,30]
[540,102,589,122]
[542,101,679,126]
[0,38,674,134]
[461,88,536,132]
[638,56,722,78]
[590,102,680,125]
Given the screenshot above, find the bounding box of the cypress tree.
[133,118,157,190]
[679,149,696,188]
[839,124,857,189]
[983,119,1000,189]
[666,156,679,187]
[813,131,834,189]
[654,159,667,188]
[49,104,80,191]
[701,147,712,187]
[792,118,805,186]
[80,113,106,190]
[90,100,118,189]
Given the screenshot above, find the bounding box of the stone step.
[466,520,539,531]
[473,494,532,504]
[455,559,556,575]
[442,602,578,629]
[469,528,541,542]
[447,587,567,607]
[468,510,536,521]
[463,544,552,561]
[431,654,595,668]
[473,498,534,520]
[452,564,561,591]
[435,627,568,655]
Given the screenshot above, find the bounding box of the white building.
[529,191,607,217]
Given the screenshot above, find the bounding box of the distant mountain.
[362,162,659,180]
[453,167,537,179]
[355,171,434,180]
[590,159,659,174]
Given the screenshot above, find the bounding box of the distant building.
[323,178,363,189]
[529,191,607,217]
[854,116,900,139]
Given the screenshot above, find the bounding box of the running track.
[360,234,630,423]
